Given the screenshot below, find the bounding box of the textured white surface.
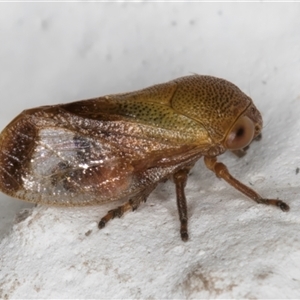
[1,2,300,299]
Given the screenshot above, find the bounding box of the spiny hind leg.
[173,164,195,242]
[98,185,157,229]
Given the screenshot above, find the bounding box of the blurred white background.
[1,2,300,298]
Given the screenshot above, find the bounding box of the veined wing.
[0,105,207,206]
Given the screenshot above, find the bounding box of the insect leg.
[173,168,190,241]
[98,185,157,229]
[204,156,290,211]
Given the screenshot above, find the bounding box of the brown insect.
[0,75,289,241]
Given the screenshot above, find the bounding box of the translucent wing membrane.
[0,105,202,206]
[20,127,130,205]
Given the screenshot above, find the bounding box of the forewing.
[0,89,212,206]
[0,104,204,206]
[18,126,137,205]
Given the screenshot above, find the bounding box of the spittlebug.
[0,75,289,240]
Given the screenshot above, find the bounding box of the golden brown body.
[0,75,289,240]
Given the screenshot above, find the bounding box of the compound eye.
[224,116,255,150]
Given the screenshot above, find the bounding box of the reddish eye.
[224,116,255,150]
